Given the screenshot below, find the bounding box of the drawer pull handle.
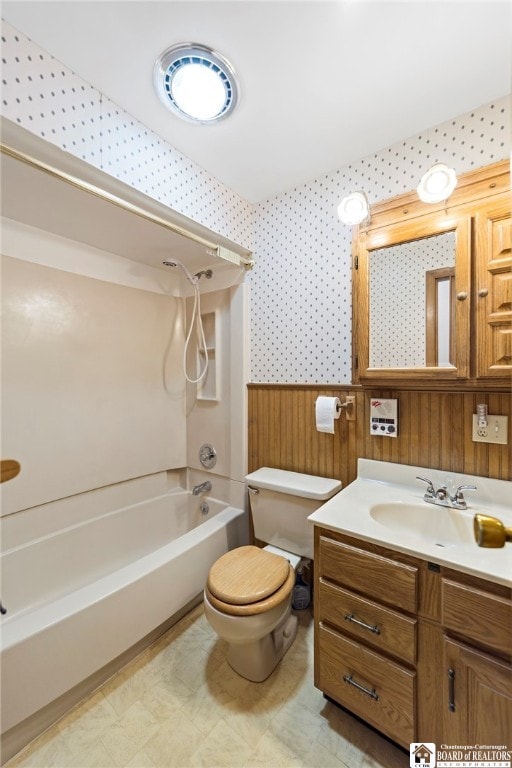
[344,613,381,635]
[343,674,379,701]
[448,668,456,712]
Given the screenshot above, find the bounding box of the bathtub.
[0,488,247,754]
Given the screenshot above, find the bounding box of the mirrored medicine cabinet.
[352,159,511,388]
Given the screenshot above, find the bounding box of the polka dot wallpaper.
[1,20,510,384]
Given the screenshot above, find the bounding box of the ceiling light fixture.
[154,43,239,124]
[417,163,458,204]
[337,191,370,226]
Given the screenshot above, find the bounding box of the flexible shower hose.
[184,280,208,384]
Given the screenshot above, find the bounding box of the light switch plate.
[472,414,508,444]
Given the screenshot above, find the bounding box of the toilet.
[203,467,342,682]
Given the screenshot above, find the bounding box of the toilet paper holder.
[315,396,356,421]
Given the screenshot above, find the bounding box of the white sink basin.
[370,502,475,548]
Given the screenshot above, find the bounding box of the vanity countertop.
[308,459,512,588]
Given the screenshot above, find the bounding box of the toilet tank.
[246,468,342,560]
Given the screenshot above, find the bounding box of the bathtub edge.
[0,594,203,766]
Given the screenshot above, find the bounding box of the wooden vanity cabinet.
[313,526,512,749]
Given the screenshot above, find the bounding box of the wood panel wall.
[248,385,512,486]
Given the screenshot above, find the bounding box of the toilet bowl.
[203,545,300,682]
[203,468,342,682]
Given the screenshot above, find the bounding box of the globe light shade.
[417,163,458,203]
[337,191,370,226]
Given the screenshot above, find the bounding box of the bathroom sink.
[370,502,474,548]
[308,460,512,586]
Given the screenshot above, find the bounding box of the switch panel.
[370,398,398,438]
[472,414,508,444]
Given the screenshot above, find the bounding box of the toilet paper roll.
[315,396,341,434]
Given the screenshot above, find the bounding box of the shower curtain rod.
[0,142,254,270]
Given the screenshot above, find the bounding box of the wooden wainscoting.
[248,385,512,485]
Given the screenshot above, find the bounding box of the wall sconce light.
[337,162,457,224]
[337,191,370,226]
[417,163,458,204]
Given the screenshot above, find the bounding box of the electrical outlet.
[472,415,508,444]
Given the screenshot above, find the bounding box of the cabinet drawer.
[319,536,418,613]
[442,579,512,656]
[317,624,415,747]
[318,579,417,665]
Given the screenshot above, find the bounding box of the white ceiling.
[2,1,511,203]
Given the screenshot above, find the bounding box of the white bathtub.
[0,488,247,749]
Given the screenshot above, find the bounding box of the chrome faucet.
[416,477,477,510]
[192,480,212,496]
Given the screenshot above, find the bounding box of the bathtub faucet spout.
[192,480,212,496]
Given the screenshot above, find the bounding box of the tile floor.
[6,604,409,768]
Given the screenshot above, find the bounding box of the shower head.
[162,258,197,286]
[162,260,213,285]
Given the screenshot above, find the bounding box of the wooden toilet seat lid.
[207,545,291,605]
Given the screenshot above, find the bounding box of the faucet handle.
[450,484,477,509]
[454,484,477,500]
[416,476,435,494]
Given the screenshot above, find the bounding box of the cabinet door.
[475,197,512,378]
[443,637,512,744]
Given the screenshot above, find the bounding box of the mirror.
[369,231,456,369]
